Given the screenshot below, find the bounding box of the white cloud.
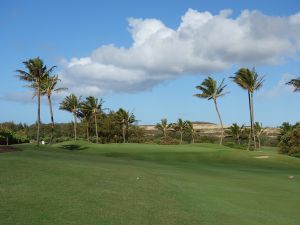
[0,91,65,105]
[60,9,300,96]
[260,73,295,97]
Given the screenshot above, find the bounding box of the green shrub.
[197,135,219,144]
[158,137,180,145]
[279,124,300,156]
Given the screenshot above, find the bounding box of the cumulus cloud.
[60,9,300,95]
[260,73,295,97]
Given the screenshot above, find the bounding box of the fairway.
[1,142,300,225]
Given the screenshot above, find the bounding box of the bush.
[158,137,180,145]
[279,124,300,156]
[260,136,279,147]
[197,135,219,144]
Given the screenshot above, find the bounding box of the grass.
[0,141,299,225]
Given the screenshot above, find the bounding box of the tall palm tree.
[155,118,172,139]
[116,108,136,143]
[38,75,67,143]
[231,68,264,150]
[173,118,185,144]
[17,57,55,145]
[184,120,196,144]
[286,77,300,92]
[81,96,103,144]
[227,123,244,145]
[59,94,81,141]
[194,76,227,145]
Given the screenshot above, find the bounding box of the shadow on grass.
[103,152,131,157]
[60,144,88,151]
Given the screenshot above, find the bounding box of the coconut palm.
[116,108,136,143]
[184,120,196,144]
[59,94,81,141]
[81,96,103,144]
[227,123,244,145]
[78,109,92,141]
[286,77,300,92]
[231,68,264,150]
[38,75,67,143]
[155,118,172,139]
[16,57,56,145]
[172,118,185,144]
[254,122,266,149]
[194,76,227,145]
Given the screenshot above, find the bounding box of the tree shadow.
[60,144,88,151]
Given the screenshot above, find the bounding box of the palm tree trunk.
[250,92,257,149]
[180,131,183,144]
[73,113,77,141]
[37,83,41,145]
[214,99,224,145]
[247,129,251,149]
[247,91,252,150]
[122,124,126,143]
[164,128,167,138]
[192,133,194,144]
[94,114,98,144]
[86,121,89,141]
[237,136,240,145]
[47,95,54,144]
[6,137,8,146]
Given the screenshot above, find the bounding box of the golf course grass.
[0,142,299,225]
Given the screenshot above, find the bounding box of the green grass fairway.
[1,142,299,225]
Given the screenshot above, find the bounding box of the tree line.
[9,57,300,154]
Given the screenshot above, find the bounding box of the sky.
[0,0,299,127]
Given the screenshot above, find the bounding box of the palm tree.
[184,120,196,144]
[59,94,81,141]
[155,118,172,139]
[38,75,67,143]
[17,57,56,145]
[194,76,227,145]
[78,109,92,142]
[173,118,185,144]
[116,109,136,143]
[231,68,264,150]
[227,123,244,145]
[286,77,300,92]
[81,96,103,144]
[254,122,265,149]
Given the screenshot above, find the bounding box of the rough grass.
[0,142,299,225]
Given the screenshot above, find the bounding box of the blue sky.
[0,0,299,126]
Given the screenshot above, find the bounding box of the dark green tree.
[17,57,55,145]
[116,109,136,143]
[231,68,264,150]
[59,94,81,141]
[184,120,196,144]
[155,118,172,139]
[81,96,103,143]
[172,118,185,144]
[227,123,244,145]
[286,77,300,92]
[194,76,227,145]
